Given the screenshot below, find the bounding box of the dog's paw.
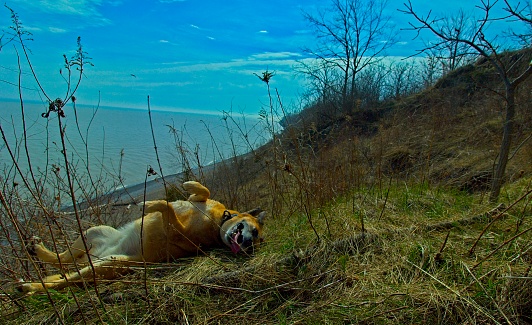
[183,181,210,202]
[15,279,36,295]
[15,279,26,293]
[25,236,42,256]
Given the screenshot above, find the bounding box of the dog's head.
[220,208,266,254]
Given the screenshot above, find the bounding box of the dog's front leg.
[141,200,185,235]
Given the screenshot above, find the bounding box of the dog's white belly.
[90,222,141,259]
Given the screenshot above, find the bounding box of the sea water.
[0,100,267,190]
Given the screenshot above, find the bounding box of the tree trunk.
[489,85,516,202]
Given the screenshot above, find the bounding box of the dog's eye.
[252,228,258,237]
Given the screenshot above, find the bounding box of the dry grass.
[2,177,531,324]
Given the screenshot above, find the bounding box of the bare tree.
[429,9,480,74]
[401,0,532,202]
[504,0,532,22]
[355,64,387,106]
[384,60,423,99]
[503,0,532,45]
[297,58,343,106]
[418,55,441,88]
[301,0,396,113]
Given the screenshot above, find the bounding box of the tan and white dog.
[20,181,265,293]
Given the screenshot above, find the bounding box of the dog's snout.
[231,222,260,250]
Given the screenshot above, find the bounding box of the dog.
[20,181,265,293]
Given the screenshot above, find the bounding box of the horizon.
[0,96,241,117]
[0,0,522,116]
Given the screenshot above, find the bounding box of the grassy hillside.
[2,50,532,324]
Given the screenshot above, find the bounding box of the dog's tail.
[183,181,210,202]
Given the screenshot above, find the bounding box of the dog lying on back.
[20,181,265,293]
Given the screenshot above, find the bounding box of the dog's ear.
[245,208,262,217]
[257,211,266,225]
[244,208,266,225]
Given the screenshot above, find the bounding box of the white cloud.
[159,39,170,43]
[24,26,43,33]
[49,27,67,33]
[258,30,268,34]
[249,52,302,60]
[190,24,200,29]
[11,0,111,25]
[153,55,301,75]
[27,0,101,16]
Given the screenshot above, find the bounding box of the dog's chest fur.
[170,199,223,231]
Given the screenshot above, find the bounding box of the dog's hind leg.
[30,225,120,269]
[30,237,87,269]
[20,255,134,294]
[183,181,210,202]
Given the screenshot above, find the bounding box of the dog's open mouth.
[228,223,245,254]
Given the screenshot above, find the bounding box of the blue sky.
[0,0,520,115]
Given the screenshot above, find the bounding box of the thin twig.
[469,189,532,255]
[473,225,532,269]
